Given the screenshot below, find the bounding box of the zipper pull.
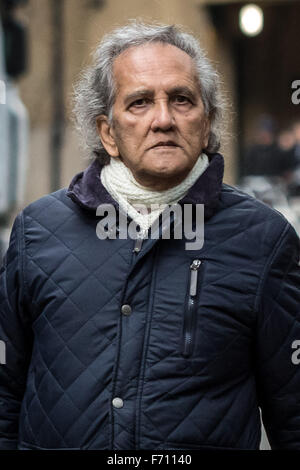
[132,230,147,253]
[189,259,201,296]
[133,237,143,253]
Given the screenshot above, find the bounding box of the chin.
[147,158,187,174]
[147,165,185,177]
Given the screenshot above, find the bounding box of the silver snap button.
[121,304,132,316]
[112,397,124,409]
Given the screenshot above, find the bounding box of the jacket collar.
[66,153,224,220]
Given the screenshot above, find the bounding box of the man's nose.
[150,101,174,131]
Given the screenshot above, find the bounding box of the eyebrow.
[167,86,197,100]
[124,89,154,105]
[124,86,197,105]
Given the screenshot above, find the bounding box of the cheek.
[113,122,144,156]
[179,116,209,153]
[195,113,209,139]
[181,115,207,139]
[114,116,143,139]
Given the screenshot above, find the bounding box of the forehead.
[112,43,199,93]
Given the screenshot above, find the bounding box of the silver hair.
[72,20,226,164]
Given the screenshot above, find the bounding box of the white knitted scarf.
[100,153,209,233]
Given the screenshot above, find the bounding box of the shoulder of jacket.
[220,183,289,224]
[218,183,295,248]
[21,188,72,218]
[18,188,80,238]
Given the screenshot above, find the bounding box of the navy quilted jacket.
[0,153,299,450]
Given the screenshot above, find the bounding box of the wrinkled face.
[97,43,210,190]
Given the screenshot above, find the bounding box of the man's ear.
[96,115,120,157]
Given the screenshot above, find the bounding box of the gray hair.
[73,20,226,164]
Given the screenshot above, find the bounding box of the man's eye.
[173,95,190,104]
[130,98,149,107]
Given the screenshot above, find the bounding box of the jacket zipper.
[182,259,202,358]
[133,237,143,253]
[132,230,147,253]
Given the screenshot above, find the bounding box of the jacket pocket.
[181,259,202,358]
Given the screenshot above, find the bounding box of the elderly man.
[0,21,299,451]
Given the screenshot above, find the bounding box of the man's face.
[97,43,210,190]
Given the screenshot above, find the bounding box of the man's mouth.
[150,141,179,149]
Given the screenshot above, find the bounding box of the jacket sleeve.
[255,221,300,450]
[0,213,33,449]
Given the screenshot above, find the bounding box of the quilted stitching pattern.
[0,179,299,450]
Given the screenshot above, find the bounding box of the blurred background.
[0,0,300,449]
